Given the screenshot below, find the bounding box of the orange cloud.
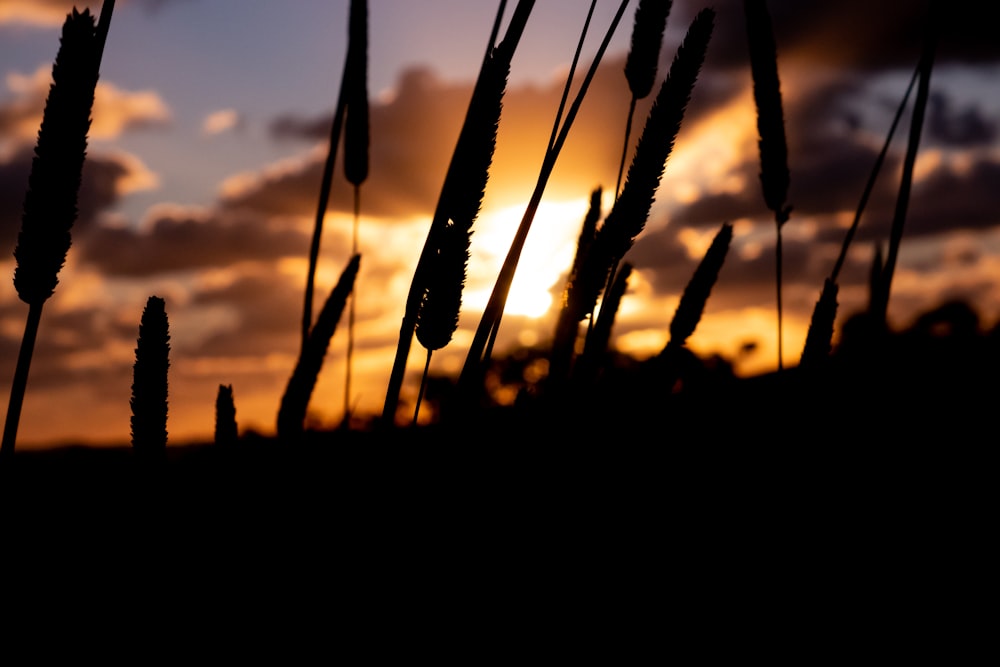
[1,66,171,154]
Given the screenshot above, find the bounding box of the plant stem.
[344,185,360,426]
[1,302,43,457]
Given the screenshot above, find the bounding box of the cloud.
[0,145,157,252]
[77,206,310,276]
[672,0,1000,72]
[0,0,186,26]
[201,108,243,137]
[0,67,171,154]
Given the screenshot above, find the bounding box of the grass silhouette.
[0,0,983,470]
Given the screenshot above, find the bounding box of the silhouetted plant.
[131,296,170,460]
[872,5,938,324]
[1,2,113,456]
[571,8,716,351]
[574,261,633,389]
[343,0,369,427]
[302,1,356,353]
[800,63,919,368]
[658,222,733,387]
[214,384,238,448]
[548,186,603,386]
[382,0,533,424]
[459,0,647,395]
[744,0,791,370]
[619,0,672,196]
[413,221,471,424]
[279,254,360,443]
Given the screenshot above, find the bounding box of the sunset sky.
[2,0,998,448]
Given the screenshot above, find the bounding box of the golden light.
[463,198,590,319]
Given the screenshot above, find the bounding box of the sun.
[462,199,592,319]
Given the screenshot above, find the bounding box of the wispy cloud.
[201,108,243,137]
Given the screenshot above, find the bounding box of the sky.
[2,0,999,449]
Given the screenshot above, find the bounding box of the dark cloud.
[268,114,329,143]
[187,271,302,357]
[1,147,138,254]
[671,0,1000,72]
[925,92,998,147]
[77,210,310,276]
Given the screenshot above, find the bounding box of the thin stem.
[775,222,783,370]
[876,28,936,321]
[2,302,44,457]
[303,58,350,353]
[344,185,360,426]
[464,0,630,389]
[413,349,433,426]
[547,0,597,154]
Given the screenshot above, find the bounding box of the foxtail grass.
[131,296,170,462]
[413,220,471,424]
[458,0,633,397]
[569,8,715,357]
[2,2,113,456]
[301,2,356,354]
[799,63,920,367]
[573,261,632,389]
[214,384,238,448]
[382,0,533,425]
[657,222,732,390]
[343,0,369,427]
[279,254,360,443]
[618,0,672,196]
[744,0,791,371]
[548,186,602,387]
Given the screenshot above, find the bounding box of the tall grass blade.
[548,187,602,386]
[302,4,353,353]
[799,278,839,368]
[744,0,791,370]
[574,261,633,389]
[668,222,732,346]
[873,5,937,323]
[2,5,109,456]
[799,63,920,366]
[618,0,672,195]
[657,221,731,393]
[458,0,635,395]
[131,296,170,462]
[343,0,369,427]
[279,254,360,442]
[381,0,533,425]
[573,9,715,342]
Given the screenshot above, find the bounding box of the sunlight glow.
[463,199,589,318]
